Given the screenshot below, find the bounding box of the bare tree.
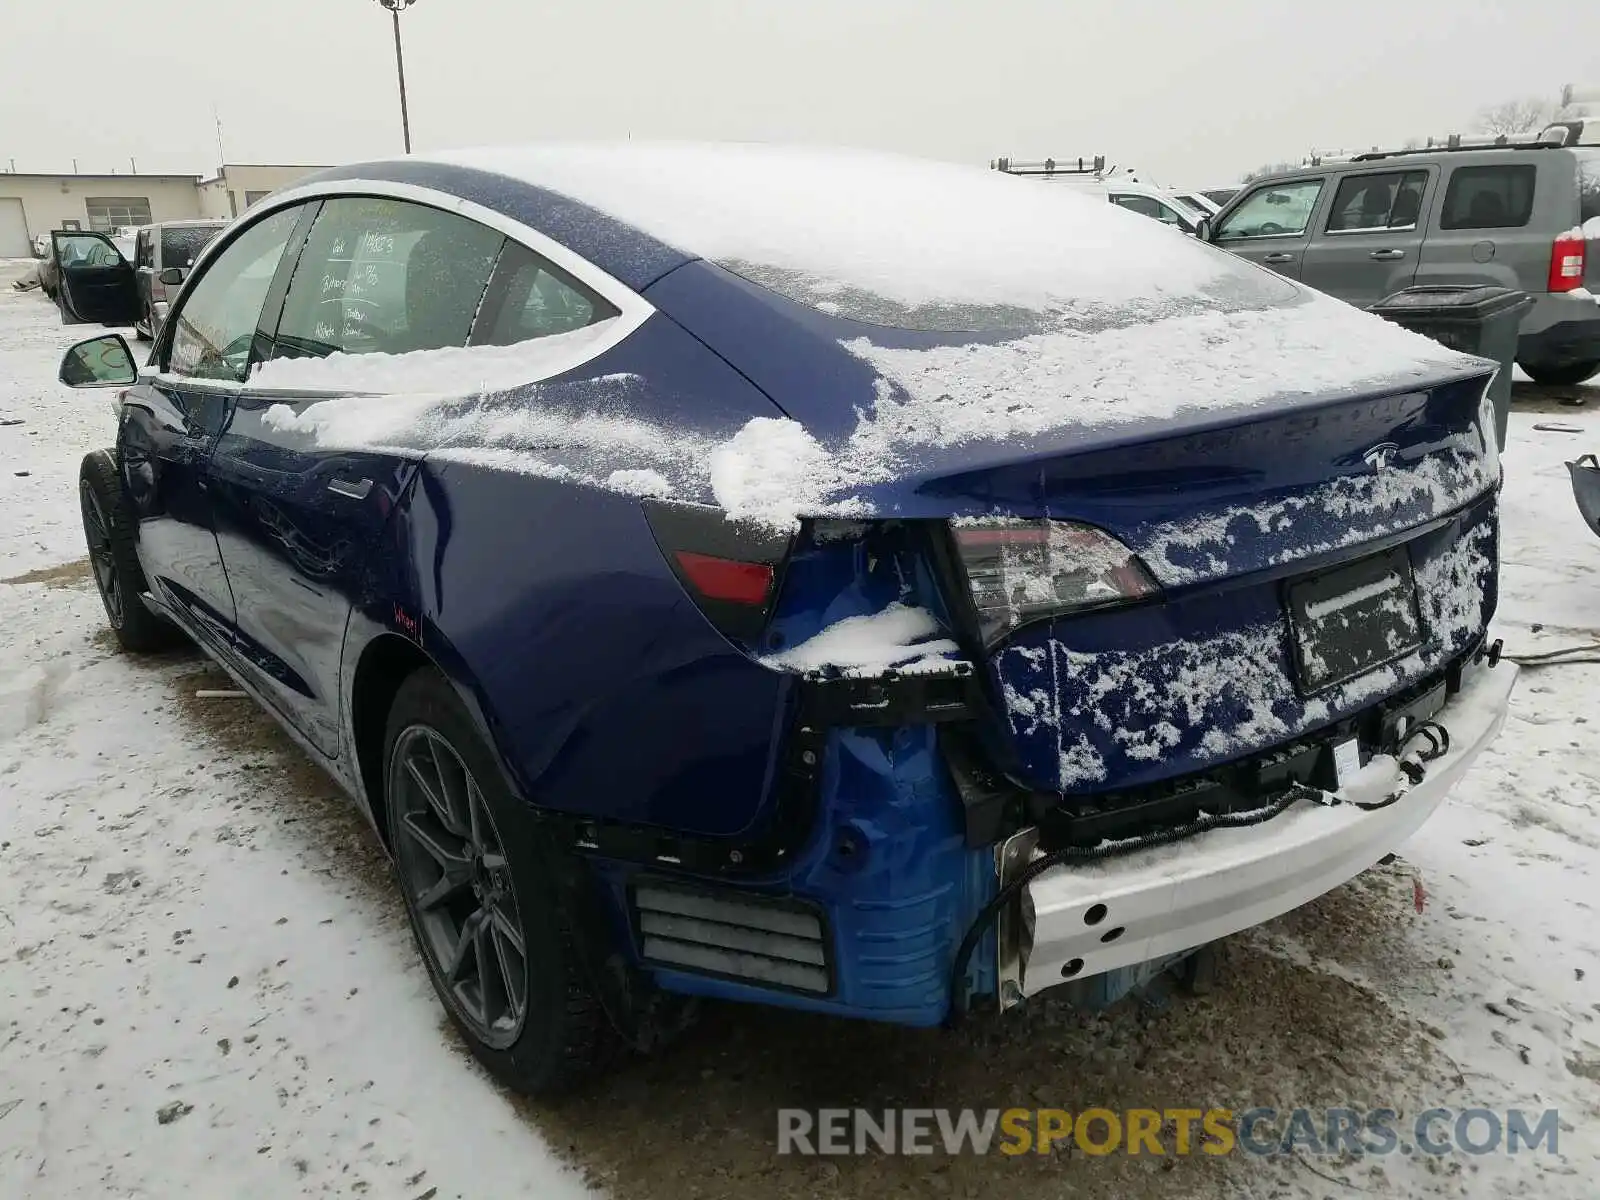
[1476,96,1554,137]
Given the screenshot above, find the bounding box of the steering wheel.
[1257,222,1286,235]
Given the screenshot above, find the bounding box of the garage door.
[0,198,29,258]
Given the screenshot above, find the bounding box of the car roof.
[336,143,1271,324]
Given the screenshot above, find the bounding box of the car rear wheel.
[79,450,183,652]
[383,668,609,1095]
[1520,359,1600,387]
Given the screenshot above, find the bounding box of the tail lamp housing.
[643,499,793,643]
[1548,231,1587,293]
[950,518,1159,645]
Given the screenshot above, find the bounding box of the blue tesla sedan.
[55,143,1517,1094]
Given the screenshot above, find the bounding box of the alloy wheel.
[390,725,529,1048]
[80,481,123,626]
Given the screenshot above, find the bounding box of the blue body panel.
[606,727,994,1026]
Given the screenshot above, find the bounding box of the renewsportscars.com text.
[777,1107,1562,1157]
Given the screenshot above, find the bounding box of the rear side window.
[161,226,221,270]
[272,197,504,360]
[1326,171,1428,232]
[1439,165,1536,230]
[1576,152,1600,224]
[1215,179,1324,239]
[471,241,618,346]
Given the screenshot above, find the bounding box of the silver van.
[1205,144,1600,386]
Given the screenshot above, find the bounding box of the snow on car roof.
[426,142,1262,323]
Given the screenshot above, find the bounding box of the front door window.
[164,207,301,383]
[1215,180,1325,239]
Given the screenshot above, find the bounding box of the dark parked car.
[57,145,1517,1095]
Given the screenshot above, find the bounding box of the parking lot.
[1,259,1598,1199]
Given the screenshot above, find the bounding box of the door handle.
[1263,253,1295,264]
[326,477,373,500]
[1369,249,1406,261]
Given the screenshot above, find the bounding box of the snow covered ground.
[1,262,1597,1199]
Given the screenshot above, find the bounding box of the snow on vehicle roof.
[426,142,1275,326]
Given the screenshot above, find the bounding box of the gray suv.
[1205,144,1600,385]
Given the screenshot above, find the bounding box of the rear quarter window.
[1576,152,1600,224]
[161,226,222,269]
[1439,165,1536,230]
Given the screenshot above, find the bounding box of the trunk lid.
[929,369,1501,794]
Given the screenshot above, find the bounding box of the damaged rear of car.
[554,145,1517,1027]
[63,145,1512,1095]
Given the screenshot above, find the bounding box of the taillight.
[1548,231,1587,292]
[950,519,1158,644]
[672,551,773,606]
[644,500,793,642]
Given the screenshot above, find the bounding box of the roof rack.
[992,156,1108,177]
[1348,133,1566,161]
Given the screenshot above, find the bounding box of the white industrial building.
[0,164,327,256]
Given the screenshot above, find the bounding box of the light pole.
[376,0,416,154]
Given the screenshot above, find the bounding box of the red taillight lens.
[644,500,793,644]
[951,518,1159,644]
[672,551,774,606]
[1548,231,1587,293]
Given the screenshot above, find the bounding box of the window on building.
[244,190,273,209]
[85,197,153,232]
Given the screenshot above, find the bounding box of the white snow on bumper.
[1019,658,1518,998]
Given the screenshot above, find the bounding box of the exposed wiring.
[1502,643,1600,668]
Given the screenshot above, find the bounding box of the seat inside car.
[401,230,495,352]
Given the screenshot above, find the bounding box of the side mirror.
[158,267,185,287]
[1196,217,1214,242]
[60,334,138,388]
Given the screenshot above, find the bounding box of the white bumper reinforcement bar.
[1009,658,1518,1002]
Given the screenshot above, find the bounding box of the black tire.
[1520,359,1600,387]
[383,668,609,1095]
[79,450,183,653]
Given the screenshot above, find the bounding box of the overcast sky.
[4,0,1597,186]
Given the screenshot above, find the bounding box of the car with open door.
[51,230,141,327]
[55,145,1517,1097]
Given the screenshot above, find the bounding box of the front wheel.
[383,668,610,1095]
[1520,359,1600,387]
[79,450,182,652]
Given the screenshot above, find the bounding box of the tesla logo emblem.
[1363,442,1400,472]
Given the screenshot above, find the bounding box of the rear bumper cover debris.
[1010,657,1517,1001]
